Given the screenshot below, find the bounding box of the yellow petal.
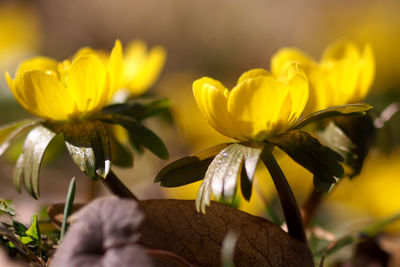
[108,39,123,94]
[321,40,359,62]
[271,48,315,76]
[66,55,107,119]
[322,41,361,106]
[282,64,309,125]
[15,57,58,77]
[123,40,166,96]
[305,67,331,113]
[237,68,271,84]
[228,76,290,140]
[356,44,375,101]
[17,70,70,121]
[122,40,147,85]
[193,77,238,139]
[5,71,29,112]
[228,64,308,140]
[73,47,97,58]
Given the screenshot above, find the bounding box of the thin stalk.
[101,170,138,200]
[261,148,307,243]
[60,177,76,240]
[302,188,324,227]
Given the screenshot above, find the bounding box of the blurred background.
[1,0,400,263]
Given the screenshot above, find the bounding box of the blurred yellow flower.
[0,3,42,94]
[5,40,122,122]
[120,40,166,97]
[271,41,375,114]
[193,63,309,141]
[157,72,232,151]
[328,149,400,233]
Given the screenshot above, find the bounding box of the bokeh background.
[1,0,400,261]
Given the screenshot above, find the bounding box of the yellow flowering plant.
[156,62,371,242]
[0,40,169,199]
[92,40,170,164]
[270,41,378,227]
[270,41,377,180]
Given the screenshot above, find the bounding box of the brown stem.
[302,188,324,227]
[101,170,138,200]
[261,148,307,243]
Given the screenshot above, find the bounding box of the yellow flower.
[193,63,309,141]
[5,40,122,122]
[0,3,42,94]
[120,40,166,97]
[271,40,375,114]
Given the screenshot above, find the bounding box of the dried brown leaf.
[139,199,313,267]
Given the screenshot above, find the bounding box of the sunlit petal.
[193,77,238,139]
[15,57,58,77]
[123,43,166,96]
[237,68,271,84]
[271,48,315,76]
[108,39,123,94]
[357,44,375,102]
[228,76,289,139]
[18,70,69,121]
[67,55,107,119]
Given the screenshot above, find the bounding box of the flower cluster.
[157,40,375,213]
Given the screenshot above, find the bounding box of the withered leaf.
[139,199,313,267]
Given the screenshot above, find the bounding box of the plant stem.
[60,177,76,241]
[101,170,138,200]
[302,188,324,227]
[261,148,307,243]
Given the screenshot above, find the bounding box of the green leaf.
[102,97,172,122]
[110,135,134,167]
[292,103,373,130]
[333,115,376,178]
[64,122,111,180]
[128,131,145,154]
[156,143,231,186]
[196,143,263,213]
[10,215,40,246]
[13,154,24,193]
[15,125,57,199]
[240,167,252,201]
[61,177,76,241]
[240,142,262,201]
[102,114,169,160]
[12,220,28,237]
[25,214,40,243]
[0,119,41,156]
[209,144,244,200]
[313,173,337,193]
[271,130,344,192]
[316,121,355,163]
[0,199,16,216]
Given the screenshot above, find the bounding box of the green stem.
[261,148,307,243]
[61,177,76,241]
[302,188,325,227]
[101,170,138,200]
